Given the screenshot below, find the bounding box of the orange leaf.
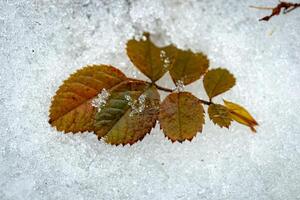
[223,100,258,132]
[159,92,204,142]
[49,65,127,133]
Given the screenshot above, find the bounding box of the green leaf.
[203,68,236,100]
[208,104,232,128]
[159,92,204,142]
[49,65,127,133]
[94,80,160,145]
[126,32,172,82]
[164,45,209,85]
[223,100,258,133]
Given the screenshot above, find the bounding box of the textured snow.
[1,0,300,199]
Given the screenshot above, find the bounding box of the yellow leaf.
[208,104,232,128]
[159,92,204,142]
[223,100,258,132]
[126,32,171,82]
[164,45,209,85]
[49,65,127,133]
[94,80,160,145]
[203,68,236,100]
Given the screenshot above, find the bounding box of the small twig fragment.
[251,1,300,21]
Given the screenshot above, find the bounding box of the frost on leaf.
[159,92,205,142]
[49,65,127,133]
[160,50,171,69]
[92,88,110,112]
[126,32,173,82]
[223,100,258,132]
[203,68,236,100]
[164,45,209,85]
[125,93,146,117]
[208,104,232,128]
[94,80,160,145]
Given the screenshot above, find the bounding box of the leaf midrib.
[104,85,152,139]
[208,69,226,98]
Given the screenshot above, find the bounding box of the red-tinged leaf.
[49,65,127,133]
[94,80,160,145]
[126,32,172,82]
[164,45,209,85]
[223,100,258,132]
[203,68,236,100]
[208,104,232,128]
[159,92,205,142]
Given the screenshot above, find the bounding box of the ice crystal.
[125,94,147,117]
[141,35,147,41]
[174,80,185,92]
[160,50,171,69]
[91,88,110,112]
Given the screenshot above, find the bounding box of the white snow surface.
[1,0,300,199]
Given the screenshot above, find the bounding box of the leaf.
[164,45,209,85]
[126,32,172,82]
[94,80,160,145]
[203,68,236,100]
[208,104,232,128]
[223,100,258,132]
[49,65,127,133]
[159,92,204,142]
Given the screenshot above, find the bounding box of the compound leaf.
[164,45,209,85]
[49,65,127,133]
[208,104,232,128]
[94,80,160,145]
[203,68,236,100]
[159,92,204,142]
[126,32,172,82]
[223,100,258,132]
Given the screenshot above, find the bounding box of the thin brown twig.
[198,99,212,106]
[128,78,212,105]
[249,5,274,10]
[153,83,212,105]
[153,83,174,93]
[250,1,300,21]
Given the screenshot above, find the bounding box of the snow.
[1,0,300,199]
[174,80,185,92]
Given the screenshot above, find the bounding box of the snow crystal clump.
[125,94,146,117]
[160,50,171,69]
[134,33,147,42]
[174,80,185,92]
[91,88,110,112]
[141,35,147,41]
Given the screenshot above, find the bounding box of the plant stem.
[250,2,300,21]
[128,78,212,106]
[198,99,212,106]
[154,83,212,106]
[153,83,173,93]
[249,5,273,10]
